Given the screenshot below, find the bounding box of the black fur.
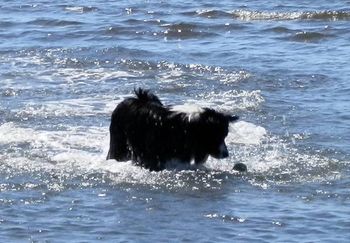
[107,88,239,171]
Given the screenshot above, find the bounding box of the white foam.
[14,95,125,118]
[230,9,303,21]
[64,6,100,14]
[171,104,204,114]
[2,53,138,88]
[53,68,138,84]
[170,104,204,121]
[191,89,264,112]
[228,121,267,145]
[1,106,340,189]
[0,120,237,187]
[219,70,251,84]
[0,122,108,153]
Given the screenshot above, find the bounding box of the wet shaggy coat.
[107,89,238,171]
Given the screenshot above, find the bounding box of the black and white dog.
[107,88,239,171]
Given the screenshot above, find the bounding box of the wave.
[302,10,350,20]
[27,18,84,27]
[161,22,218,39]
[266,26,293,34]
[195,9,350,21]
[289,31,333,42]
[194,10,233,18]
[1,88,17,97]
[0,21,18,28]
[192,89,264,111]
[98,18,221,40]
[63,6,98,14]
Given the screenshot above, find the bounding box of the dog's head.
[196,109,239,159]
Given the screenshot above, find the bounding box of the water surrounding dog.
[107,88,239,171]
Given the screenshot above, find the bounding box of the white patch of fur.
[170,104,204,122]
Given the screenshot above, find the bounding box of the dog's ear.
[227,115,239,123]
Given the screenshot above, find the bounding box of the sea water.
[1,0,350,242]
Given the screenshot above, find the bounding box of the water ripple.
[27,18,85,27]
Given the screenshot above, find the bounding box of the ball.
[233,163,247,172]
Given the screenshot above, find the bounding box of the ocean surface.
[1,0,350,242]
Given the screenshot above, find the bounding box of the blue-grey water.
[1,0,350,242]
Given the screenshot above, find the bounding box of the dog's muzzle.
[212,142,229,159]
